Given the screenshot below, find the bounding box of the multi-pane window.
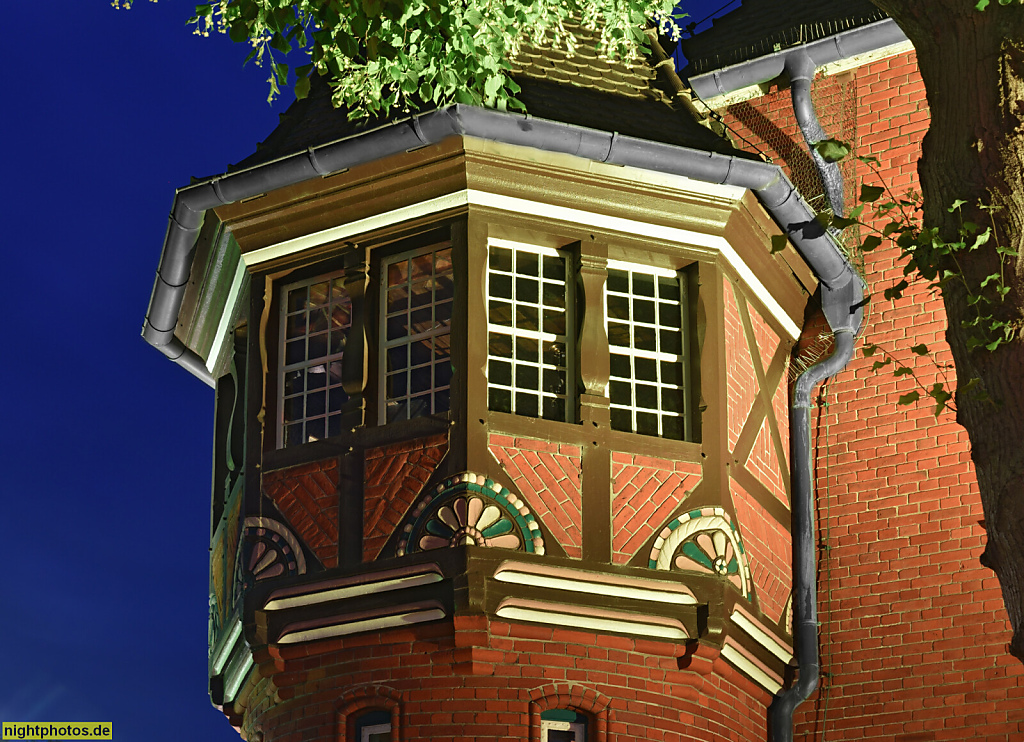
[279,272,351,447]
[486,239,573,422]
[606,261,690,440]
[381,242,454,423]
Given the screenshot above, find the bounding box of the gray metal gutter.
[687,17,909,101]
[143,104,861,385]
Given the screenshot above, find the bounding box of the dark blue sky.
[0,1,733,740]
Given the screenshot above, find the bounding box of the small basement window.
[354,709,390,742]
[486,239,573,422]
[278,271,351,447]
[540,708,588,742]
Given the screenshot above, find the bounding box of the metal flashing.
[730,606,794,663]
[688,18,910,102]
[493,561,698,605]
[721,637,783,694]
[263,564,444,611]
[495,597,689,640]
[276,600,446,644]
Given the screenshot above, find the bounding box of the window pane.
[490,359,512,386]
[516,304,539,332]
[489,333,513,358]
[489,246,512,272]
[608,295,630,320]
[516,276,539,304]
[608,269,628,293]
[633,298,655,324]
[516,392,539,418]
[490,387,512,413]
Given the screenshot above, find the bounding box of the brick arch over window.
[528,683,611,742]
[336,685,401,742]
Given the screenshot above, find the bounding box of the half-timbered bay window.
[380,241,455,423]
[279,272,351,447]
[606,261,693,441]
[486,239,573,422]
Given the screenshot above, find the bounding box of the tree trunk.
[870,0,1024,662]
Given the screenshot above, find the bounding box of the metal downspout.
[769,268,863,740]
[785,51,845,217]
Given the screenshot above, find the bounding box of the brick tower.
[142,27,859,742]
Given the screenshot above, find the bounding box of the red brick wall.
[489,435,583,559]
[721,50,1024,739]
[363,434,449,561]
[243,615,772,742]
[731,479,791,626]
[610,453,702,565]
[724,276,759,456]
[263,459,340,569]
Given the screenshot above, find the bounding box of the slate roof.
[679,0,888,78]
[230,23,740,172]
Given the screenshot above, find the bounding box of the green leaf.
[814,138,851,163]
[860,184,885,203]
[948,199,967,212]
[971,228,992,250]
[975,0,989,8]
[861,235,883,252]
[770,234,789,255]
[831,215,859,229]
[911,344,929,355]
[884,279,909,301]
[872,358,892,371]
[484,74,503,98]
[928,383,952,416]
[294,75,311,100]
[898,391,920,405]
[862,343,879,357]
[465,9,484,25]
[273,62,289,86]
[894,367,913,377]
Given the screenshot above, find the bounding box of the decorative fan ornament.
[397,471,544,556]
[232,517,307,603]
[649,506,752,598]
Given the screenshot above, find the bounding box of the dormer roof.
[679,0,887,77]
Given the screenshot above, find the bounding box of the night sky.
[1,1,734,740]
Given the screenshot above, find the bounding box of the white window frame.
[541,719,587,741]
[486,238,575,423]
[277,269,351,448]
[379,241,455,425]
[605,259,691,440]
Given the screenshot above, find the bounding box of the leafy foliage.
[132,0,687,116]
[814,139,1021,417]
